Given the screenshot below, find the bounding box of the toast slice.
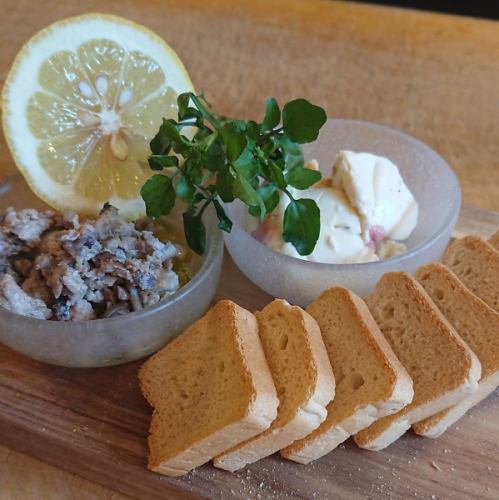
[354,272,481,451]
[489,230,499,250]
[138,300,279,476]
[214,299,335,471]
[443,236,499,313]
[281,288,413,464]
[412,263,499,437]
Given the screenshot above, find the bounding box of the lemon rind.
[1,13,195,219]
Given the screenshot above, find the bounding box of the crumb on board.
[430,460,442,471]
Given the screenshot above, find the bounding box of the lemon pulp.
[28,40,178,202]
[2,14,194,217]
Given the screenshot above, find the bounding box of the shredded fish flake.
[0,204,183,321]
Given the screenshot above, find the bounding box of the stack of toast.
[138,232,499,476]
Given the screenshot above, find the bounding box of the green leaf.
[166,118,184,141]
[184,150,204,184]
[282,99,327,143]
[193,192,206,204]
[150,120,173,155]
[234,145,258,180]
[183,209,206,255]
[190,93,222,128]
[186,107,203,120]
[143,94,325,256]
[246,120,260,141]
[213,199,233,233]
[249,184,280,217]
[233,172,261,206]
[286,166,321,190]
[148,155,179,170]
[231,119,247,133]
[216,168,235,202]
[176,176,195,203]
[178,99,203,123]
[283,198,320,255]
[219,123,247,161]
[206,141,224,172]
[177,92,203,122]
[153,118,190,155]
[140,175,176,218]
[260,184,281,213]
[262,98,280,131]
[177,92,192,120]
[269,161,287,189]
[277,134,304,170]
[193,127,211,142]
[233,164,266,217]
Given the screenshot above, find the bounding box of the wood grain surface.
[1,0,499,498]
[2,0,499,211]
[0,205,497,500]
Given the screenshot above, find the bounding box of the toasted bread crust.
[299,302,337,412]
[412,263,499,437]
[354,273,481,450]
[416,263,499,379]
[443,236,499,313]
[282,288,413,463]
[214,300,334,471]
[347,290,413,399]
[489,230,499,251]
[413,371,499,438]
[235,302,280,421]
[139,300,278,475]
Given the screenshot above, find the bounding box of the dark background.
[354,1,499,20]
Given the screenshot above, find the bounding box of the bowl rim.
[225,118,461,270]
[0,205,224,327]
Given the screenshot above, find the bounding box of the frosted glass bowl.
[224,119,461,306]
[0,176,224,368]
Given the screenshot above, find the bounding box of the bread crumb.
[430,461,442,471]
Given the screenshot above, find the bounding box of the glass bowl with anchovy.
[0,176,223,367]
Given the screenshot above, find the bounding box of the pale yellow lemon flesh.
[2,14,194,217]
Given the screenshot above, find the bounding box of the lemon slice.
[1,14,194,218]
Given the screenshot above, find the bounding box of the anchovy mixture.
[0,204,182,321]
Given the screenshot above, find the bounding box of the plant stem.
[283,188,295,201]
[198,193,216,216]
[191,94,222,129]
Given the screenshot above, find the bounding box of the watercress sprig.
[141,93,326,255]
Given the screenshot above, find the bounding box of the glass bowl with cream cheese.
[223,119,461,305]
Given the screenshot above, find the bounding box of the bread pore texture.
[443,236,499,313]
[214,299,335,471]
[354,272,481,451]
[281,288,413,464]
[413,263,499,437]
[139,300,279,476]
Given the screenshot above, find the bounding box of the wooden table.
[1,0,499,498]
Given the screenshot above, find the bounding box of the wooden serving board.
[0,204,498,500]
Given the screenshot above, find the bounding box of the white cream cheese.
[252,152,419,264]
[331,151,418,242]
[267,179,379,264]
